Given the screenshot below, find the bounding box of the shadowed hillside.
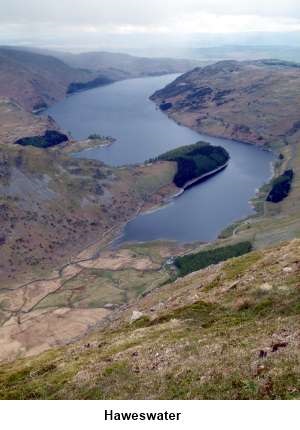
[0,48,99,111]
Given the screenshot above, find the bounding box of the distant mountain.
[0,46,199,111]
[190,45,300,64]
[48,50,200,76]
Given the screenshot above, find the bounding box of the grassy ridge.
[175,241,252,276]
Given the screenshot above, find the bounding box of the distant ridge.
[0,46,199,111]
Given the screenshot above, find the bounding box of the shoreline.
[112,160,230,248]
[34,73,182,116]
[139,160,229,216]
[63,136,116,154]
[153,105,275,153]
[182,161,229,190]
[79,94,276,250]
[44,76,277,252]
[149,100,278,236]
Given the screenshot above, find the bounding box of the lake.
[44,74,274,244]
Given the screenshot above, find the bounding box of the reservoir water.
[44,74,274,244]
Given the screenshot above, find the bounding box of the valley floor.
[0,239,189,362]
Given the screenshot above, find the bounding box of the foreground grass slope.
[0,239,298,399]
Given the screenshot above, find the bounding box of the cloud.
[2,0,300,26]
[169,13,300,34]
[1,0,300,49]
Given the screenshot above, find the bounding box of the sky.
[1,0,300,52]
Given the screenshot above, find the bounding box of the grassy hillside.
[151,59,300,148]
[0,239,298,399]
[0,144,176,283]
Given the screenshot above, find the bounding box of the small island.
[154,141,229,188]
[88,133,115,144]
